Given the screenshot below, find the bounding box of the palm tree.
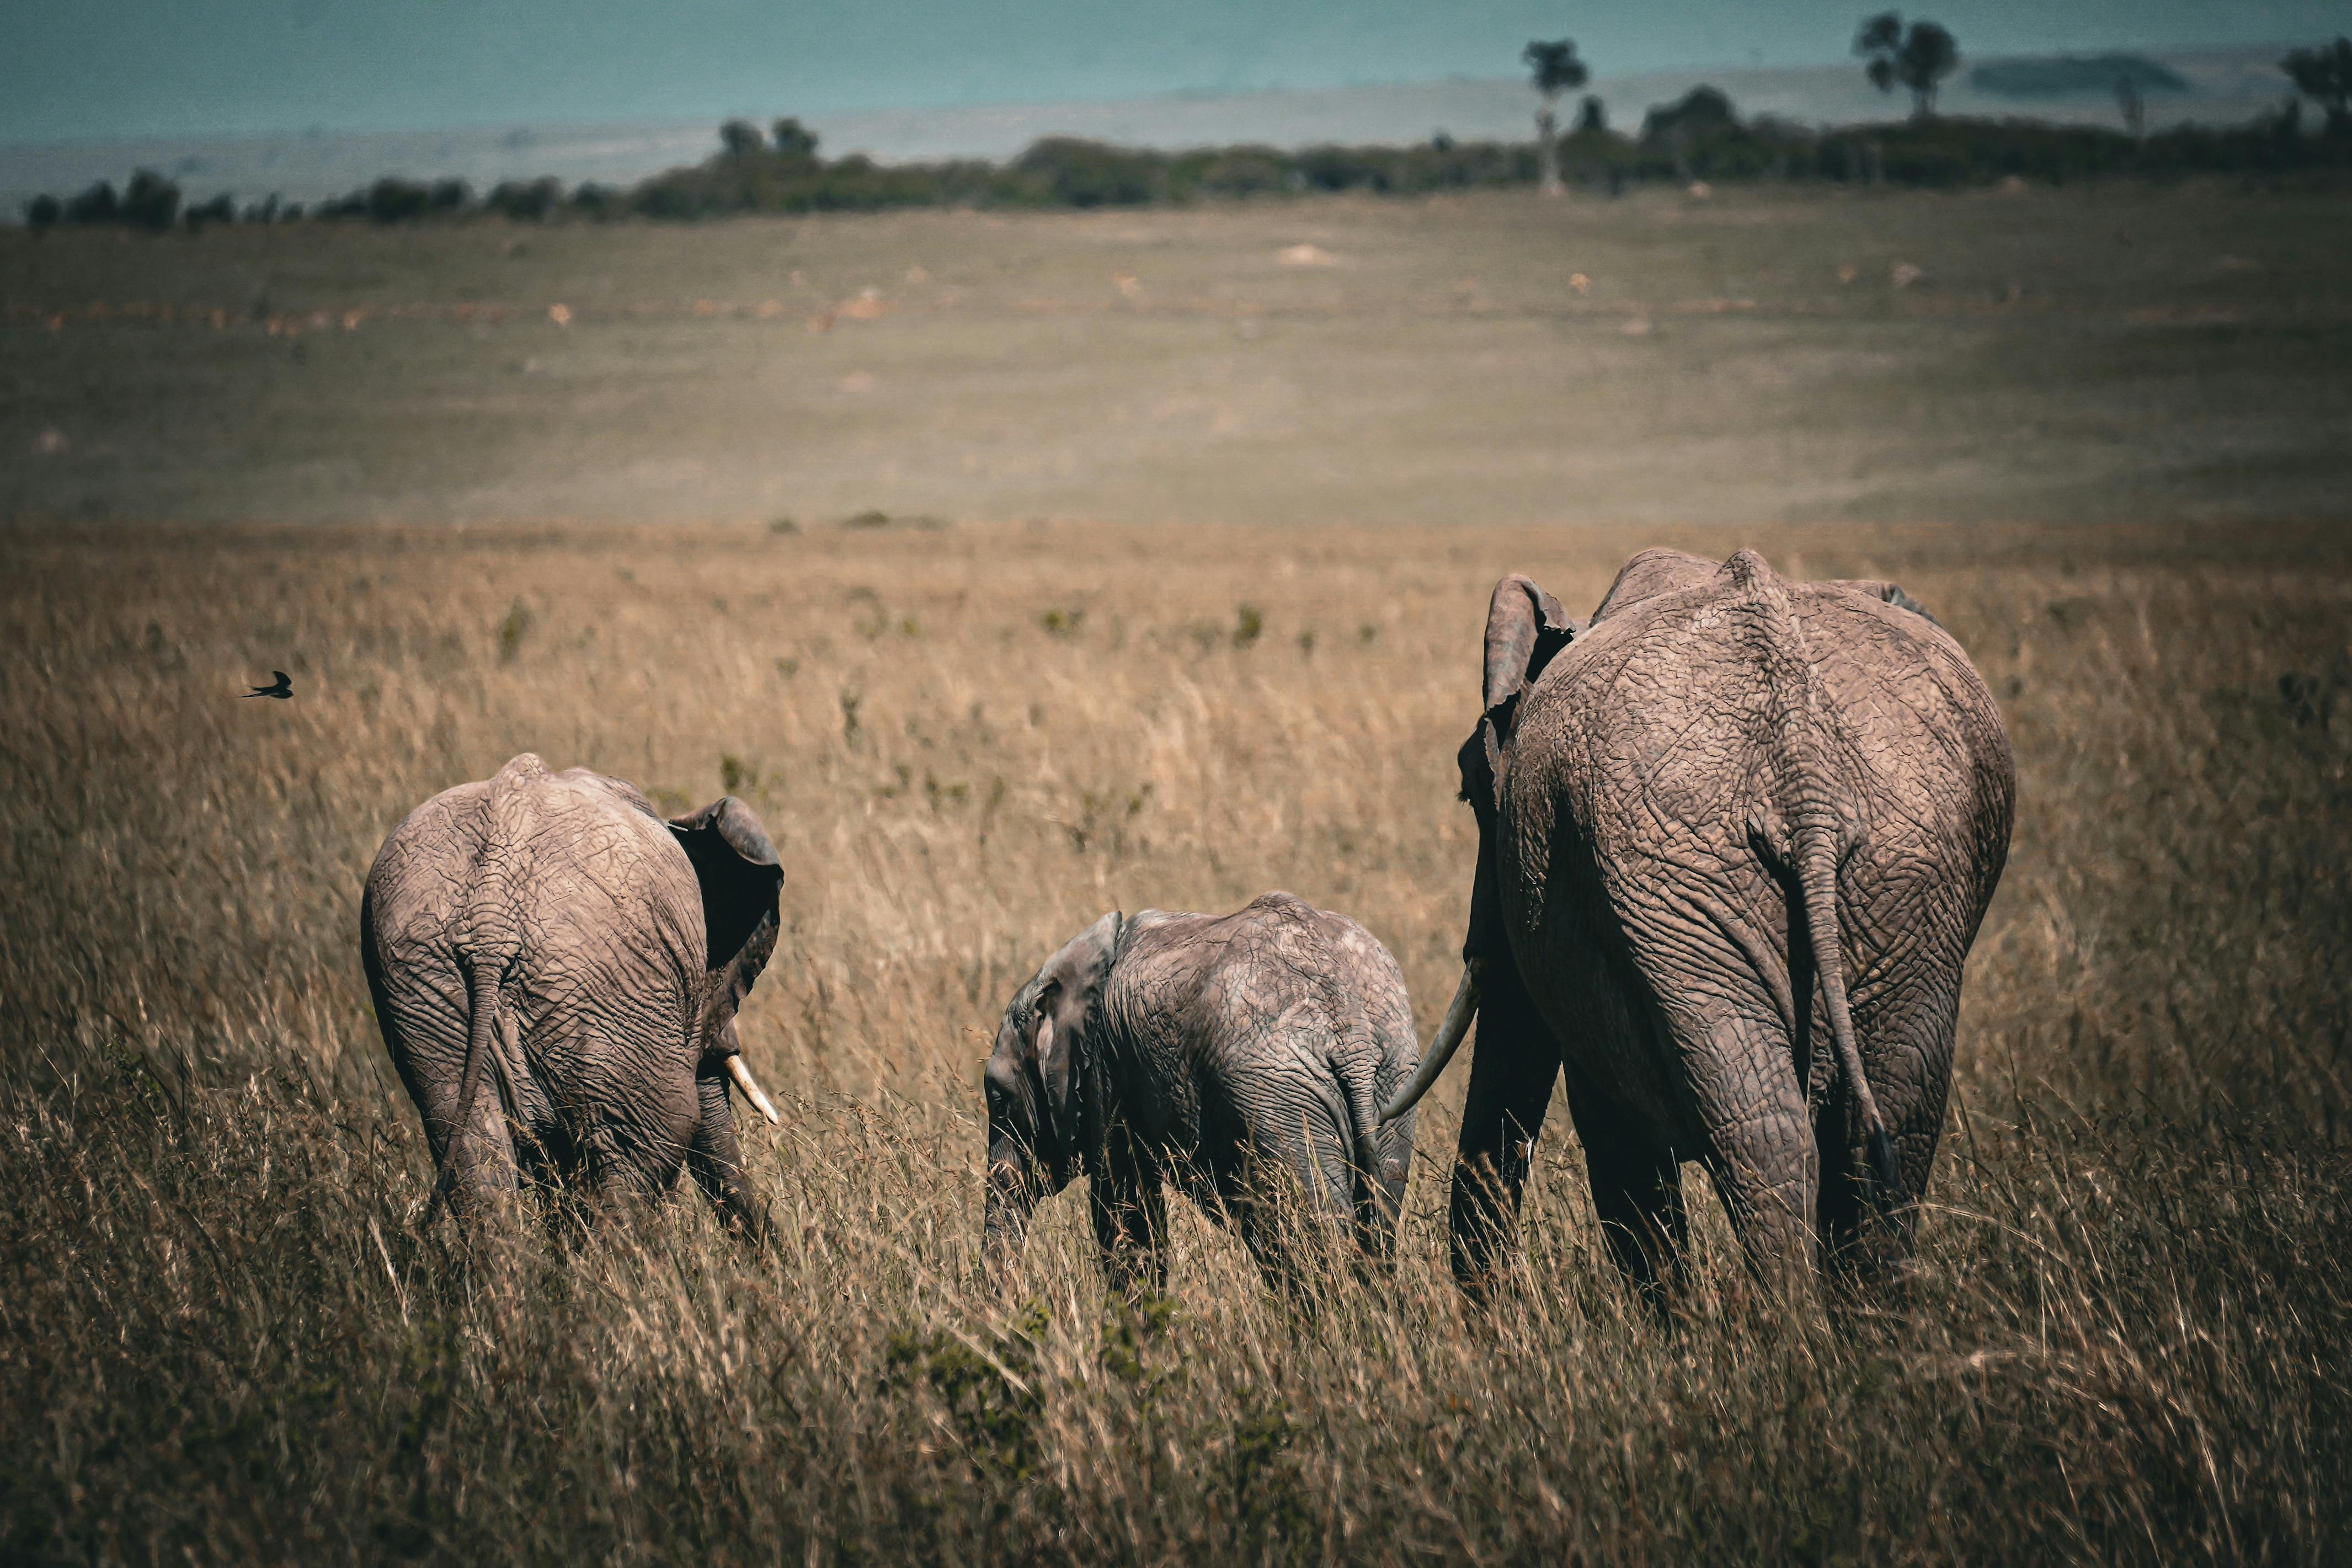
[1854,13,1960,119]
[1524,39,1590,195]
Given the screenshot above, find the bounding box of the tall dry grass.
[1,518,2347,1564]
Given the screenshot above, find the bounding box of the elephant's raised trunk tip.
[726,1053,780,1126]
[1379,961,1485,1125]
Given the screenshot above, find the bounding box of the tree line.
[20,34,2352,233]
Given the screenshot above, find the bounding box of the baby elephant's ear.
[669,798,783,972]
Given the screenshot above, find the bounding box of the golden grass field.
[2,183,2350,1563]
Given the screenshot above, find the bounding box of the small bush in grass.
[496,598,534,662]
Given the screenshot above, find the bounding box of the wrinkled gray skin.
[361,753,784,1239]
[983,893,1419,1292]
[1397,550,2013,1305]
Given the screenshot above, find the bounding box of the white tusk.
[1379,961,1485,1125]
[725,1054,780,1126]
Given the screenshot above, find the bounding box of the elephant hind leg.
[1818,1002,1954,1300]
[1201,1101,1354,1296]
[1559,1069,1686,1314]
[1352,1122,1412,1266]
[1679,1009,1821,1301]
[412,1054,520,1220]
[392,979,522,1221]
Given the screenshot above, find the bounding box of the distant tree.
[428,178,473,215]
[568,182,619,218]
[1014,138,1158,207]
[65,182,119,225]
[1640,86,1738,145]
[1523,39,1590,195]
[1573,94,1607,135]
[2282,38,2352,133]
[1855,14,1960,119]
[121,169,182,233]
[242,194,281,224]
[489,177,563,220]
[183,193,236,233]
[1640,85,1741,178]
[364,178,431,223]
[24,194,61,234]
[771,118,820,158]
[719,119,765,157]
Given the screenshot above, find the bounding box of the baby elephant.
[362,754,786,1238]
[983,893,1419,1291]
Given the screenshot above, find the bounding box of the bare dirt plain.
[5,183,2349,527]
[1,185,2349,1564]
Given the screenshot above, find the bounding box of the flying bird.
[242,671,294,700]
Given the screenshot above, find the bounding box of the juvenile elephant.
[1385,550,2014,1302]
[361,753,787,1238]
[983,893,1419,1291]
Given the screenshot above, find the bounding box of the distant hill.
[1971,55,2189,99]
[0,46,2298,220]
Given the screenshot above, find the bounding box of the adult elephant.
[1385,550,2013,1303]
[361,753,787,1239]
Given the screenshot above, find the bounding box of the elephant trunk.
[1379,959,1485,1124]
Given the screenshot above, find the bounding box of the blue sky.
[3,0,2344,145]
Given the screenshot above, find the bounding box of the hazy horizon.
[0,45,2301,221]
[2,0,2344,147]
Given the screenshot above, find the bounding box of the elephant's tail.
[1727,547,1903,1213]
[1342,1074,1387,1247]
[1299,921,1393,1250]
[1795,817,1901,1211]
[1317,988,1386,1246]
[422,959,503,1226]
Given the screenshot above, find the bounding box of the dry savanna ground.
[4,183,2351,530]
[1,511,2348,1564]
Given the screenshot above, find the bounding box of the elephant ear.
[1031,911,1122,1170]
[1482,573,1575,717]
[1470,575,1576,802]
[668,797,783,974]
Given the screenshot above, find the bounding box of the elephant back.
[1498,554,2013,1002]
[364,755,707,1076]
